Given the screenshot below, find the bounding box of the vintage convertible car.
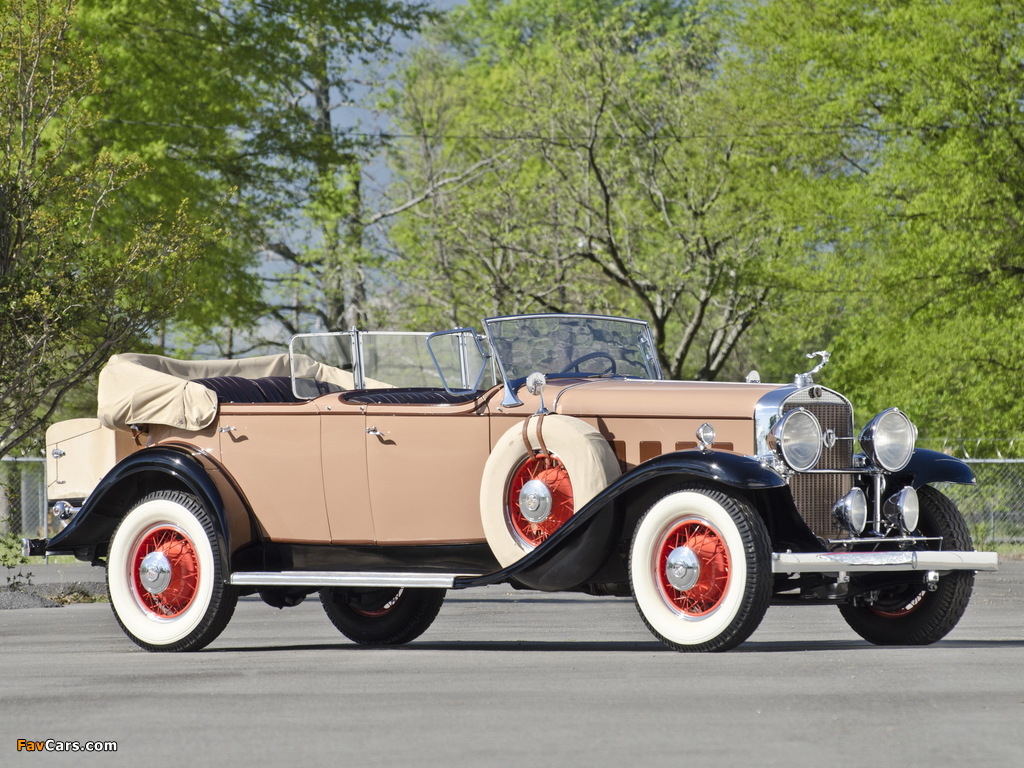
[26,313,997,652]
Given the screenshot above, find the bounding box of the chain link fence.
[1,457,49,540]
[2,452,1023,548]
[939,460,1024,547]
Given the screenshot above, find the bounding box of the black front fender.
[614,450,788,493]
[457,450,785,592]
[46,448,230,573]
[888,448,976,492]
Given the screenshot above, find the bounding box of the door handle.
[366,427,384,438]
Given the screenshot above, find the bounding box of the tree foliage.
[72,0,431,353]
[0,0,212,458]
[385,0,787,379]
[724,0,1024,442]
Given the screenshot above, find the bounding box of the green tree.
[72,1,431,354]
[0,0,211,458]
[724,0,1024,444]
[385,0,787,379]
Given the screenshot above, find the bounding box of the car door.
[363,400,490,544]
[216,401,331,543]
[317,395,377,544]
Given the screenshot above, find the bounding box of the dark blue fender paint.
[455,450,787,591]
[889,448,976,493]
[625,451,788,491]
[46,448,231,575]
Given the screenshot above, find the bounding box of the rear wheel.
[629,485,771,652]
[107,490,237,652]
[839,486,975,645]
[320,587,446,645]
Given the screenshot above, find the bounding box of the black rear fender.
[46,448,234,573]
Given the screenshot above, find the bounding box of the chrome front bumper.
[772,550,998,574]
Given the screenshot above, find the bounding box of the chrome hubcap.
[138,551,172,595]
[518,479,553,523]
[665,546,701,591]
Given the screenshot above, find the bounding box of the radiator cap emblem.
[795,351,830,387]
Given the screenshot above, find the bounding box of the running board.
[230,571,465,589]
[772,550,998,574]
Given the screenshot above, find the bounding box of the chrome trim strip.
[550,379,600,411]
[230,571,462,588]
[771,551,998,573]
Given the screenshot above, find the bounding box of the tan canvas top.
[97,352,368,431]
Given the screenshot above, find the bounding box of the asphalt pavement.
[0,561,107,610]
[2,560,1023,768]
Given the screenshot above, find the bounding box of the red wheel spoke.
[871,591,926,618]
[657,519,731,616]
[130,526,199,618]
[507,453,574,547]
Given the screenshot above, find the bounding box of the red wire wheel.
[129,525,200,618]
[349,589,403,618]
[837,487,976,646]
[870,590,925,618]
[506,453,574,547]
[481,415,621,567]
[630,488,771,651]
[656,518,731,617]
[107,491,238,651]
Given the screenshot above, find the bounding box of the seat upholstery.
[343,388,482,406]
[192,376,301,404]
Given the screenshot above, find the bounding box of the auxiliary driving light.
[832,487,868,535]
[884,486,920,534]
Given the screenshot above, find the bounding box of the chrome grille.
[784,391,854,540]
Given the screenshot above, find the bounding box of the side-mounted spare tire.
[480,414,621,567]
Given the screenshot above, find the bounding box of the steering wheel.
[558,351,617,376]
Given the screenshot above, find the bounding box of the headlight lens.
[768,408,822,471]
[884,486,920,533]
[833,488,868,535]
[860,408,917,471]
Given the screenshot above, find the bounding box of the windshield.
[483,314,662,383]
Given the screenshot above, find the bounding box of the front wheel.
[320,587,446,645]
[839,486,975,646]
[629,485,771,652]
[106,490,237,652]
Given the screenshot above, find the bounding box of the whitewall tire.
[629,486,771,652]
[107,490,237,652]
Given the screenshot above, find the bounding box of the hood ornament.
[795,351,830,387]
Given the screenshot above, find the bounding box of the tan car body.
[84,379,772,553]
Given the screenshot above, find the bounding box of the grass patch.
[988,543,1024,560]
[26,555,80,565]
[48,586,108,605]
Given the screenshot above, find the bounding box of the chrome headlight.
[768,408,822,472]
[833,488,868,534]
[860,408,917,471]
[884,486,920,533]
